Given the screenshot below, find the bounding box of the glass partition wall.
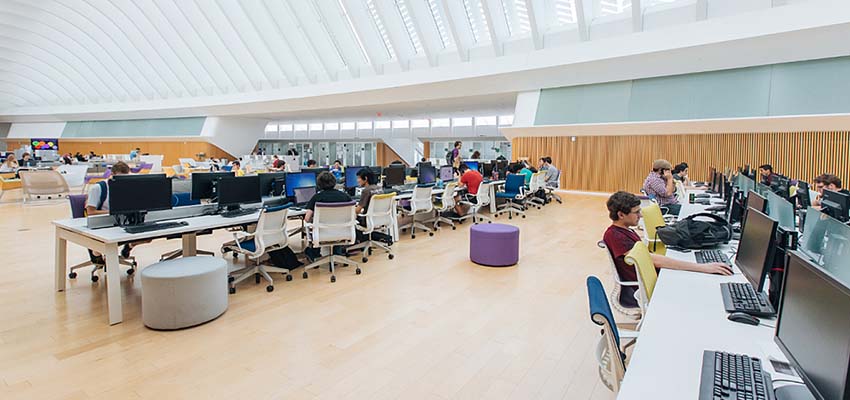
[428,140,511,163]
[257,140,377,167]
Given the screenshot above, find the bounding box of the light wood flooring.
[0,191,620,400]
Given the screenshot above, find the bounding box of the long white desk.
[54,208,306,325]
[617,202,804,399]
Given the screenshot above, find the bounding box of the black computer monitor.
[272,177,287,196]
[367,166,382,177]
[822,189,850,222]
[775,251,850,400]
[112,173,167,181]
[257,172,286,197]
[217,176,261,211]
[345,166,365,189]
[418,165,436,184]
[796,181,812,209]
[708,167,717,188]
[742,190,767,231]
[735,208,778,292]
[109,175,172,217]
[770,174,791,200]
[384,166,405,187]
[284,172,317,197]
[483,162,494,178]
[293,186,316,205]
[301,168,326,177]
[191,172,234,200]
[463,161,479,172]
[439,165,454,181]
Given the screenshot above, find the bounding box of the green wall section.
[535,56,850,125]
[62,117,206,138]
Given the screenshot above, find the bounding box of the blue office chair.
[587,276,639,393]
[494,174,527,219]
[222,165,233,172]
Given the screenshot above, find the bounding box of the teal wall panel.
[768,57,850,116]
[62,117,205,138]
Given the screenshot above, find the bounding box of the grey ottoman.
[141,256,228,330]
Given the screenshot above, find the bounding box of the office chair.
[494,174,527,219]
[224,204,293,293]
[159,193,215,261]
[398,185,435,239]
[347,193,396,263]
[639,203,667,255]
[433,182,458,230]
[673,180,687,204]
[66,194,138,282]
[545,169,562,204]
[587,276,639,393]
[302,201,360,283]
[457,181,493,224]
[527,171,546,209]
[624,241,658,324]
[597,241,642,319]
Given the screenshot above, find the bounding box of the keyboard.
[721,282,776,317]
[695,193,711,198]
[699,350,774,400]
[696,249,730,264]
[123,221,188,234]
[706,205,726,212]
[220,208,259,218]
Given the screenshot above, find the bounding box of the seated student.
[0,153,18,173]
[85,162,147,260]
[304,172,352,259]
[330,160,343,180]
[453,163,483,216]
[306,159,318,168]
[812,173,850,208]
[518,162,534,186]
[230,160,245,177]
[270,155,285,171]
[758,164,775,185]
[353,169,392,244]
[642,159,680,215]
[19,152,37,167]
[672,162,690,186]
[539,157,559,187]
[603,191,732,308]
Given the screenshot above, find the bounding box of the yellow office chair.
[640,203,667,255]
[624,241,659,321]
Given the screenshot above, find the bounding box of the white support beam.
[372,0,412,71]
[632,0,643,32]
[575,0,589,41]
[696,0,708,21]
[524,0,543,49]
[402,0,437,67]
[310,0,359,78]
[340,0,388,74]
[440,0,469,62]
[480,0,503,56]
[283,0,337,81]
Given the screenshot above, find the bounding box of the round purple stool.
[469,223,520,267]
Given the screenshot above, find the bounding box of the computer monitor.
[822,189,850,222]
[384,166,405,187]
[367,166,382,177]
[797,181,812,209]
[293,186,316,205]
[418,165,436,184]
[257,172,286,197]
[344,166,365,189]
[765,190,797,231]
[775,251,850,400]
[217,176,261,210]
[439,165,454,181]
[112,173,168,181]
[108,175,172,217]
[770,174,791,200]
[284,172,317,197]
[735,208,778,292]
[301,168,326,177]
[272,177,287,196]
[463,161,479,172]
[482,162,494,179]
[191,172,234,200]
[708,167,717,188]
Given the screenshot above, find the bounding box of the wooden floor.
[0,191,620,400]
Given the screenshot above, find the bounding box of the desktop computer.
[796,181,812,210]
[301,167,326,177]
[257,172,286,197]
[383,166,405,187]
[821,189,850,222]
[293,186,316,206]
[284,172,317,198]
[217,176,261,218]
[742,190,767,233]
[344,166,365,189]
[482,162,494,179]
[439,165,454,182]
[191,172,234,201]
[109,175,175,231]
[418,165,436,184]
[770,174,791,201]
[463,161,479,172]
[721,208,778,317]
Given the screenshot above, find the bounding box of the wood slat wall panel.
[2,139,233,166]
[513,132,850,193]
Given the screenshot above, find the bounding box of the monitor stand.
[114,211,147,227]
[774,385,815,400]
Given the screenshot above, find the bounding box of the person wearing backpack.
[601,191,732,309]
[447,141,462,173]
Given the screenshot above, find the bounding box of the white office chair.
[302,201,360,283]
[527,171,546,209]
[597,241,642,319]
[545,169,563,204]
[433,182,458,230]
[398,185,435,239]
[224,205,293,293]
[674,179,687,204]
[347,193,396,262]
[458,181,493,224]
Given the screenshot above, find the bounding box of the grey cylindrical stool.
[141,256,228,330]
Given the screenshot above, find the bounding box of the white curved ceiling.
[0,0,831,120]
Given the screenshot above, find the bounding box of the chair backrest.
[411,185,434,213]
[438,182,457,210]
[475,181,492,207]
[255,205,290,252]
[56,165,88,187]
[597,240,638,287]
[548,169,561,188]
[365,193,396,231]
[172,192,200,207]
[68,194,87,219]
[587,276,628,392]
[172,164,184,174]
[504,173,525,194]
[673,180,687,203]
[311,201,357,246]
[624,241,658,307]
[640,203,667,254]
[20,170,70,196]
[138,162,154,174]
[529,171,544,192]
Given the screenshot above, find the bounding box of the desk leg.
[490,186,497,214]
[55,230,67,292]
[182,232,198,257]
[103,243,123,325]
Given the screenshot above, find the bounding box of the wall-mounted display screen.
[31,138,59,150]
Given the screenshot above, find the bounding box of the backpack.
[96,181,108,210]
[446,150,454,166]
[655,212,732,249]
[266,247,303,270]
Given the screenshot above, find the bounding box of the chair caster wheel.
[522,215,526,218]
[488,221,492,223]
[411,235,416,239]
[368,248,372,255]
[228,276,235,283]
[232,253,238,259]
[255,273,261,284]
[68,272,77,279]
[508,216,512,220]
[330,276,336,283]
[362,257,368,263]
[229,287,236,294]
[388,254,394,260]
[91,275,99,283]
[452,226,456,230]
[286,274,293,282]
[266,285,274,292]
[126,268,134,276]
[429,232,434,236]
[302,272,308,279]
[355,268,361,275]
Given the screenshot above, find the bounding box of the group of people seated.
[0,152,39,175]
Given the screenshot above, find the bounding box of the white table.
[488,180,505,213]
[54,209,306,325]
[617,204,804,399]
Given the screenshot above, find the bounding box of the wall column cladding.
[512,132,850,193]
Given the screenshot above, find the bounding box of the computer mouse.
[727,312,760,326]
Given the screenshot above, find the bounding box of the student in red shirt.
[602,191,732,309]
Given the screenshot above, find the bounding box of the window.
[366,0,396,60]
[475,116,497,126]
[462,0,491,43]
[395,0,423,54]
[265,124,277,132]
[427,0,452,48]
[357,121,373,129]
[431,118,450,127]
[598,0,631,17]
[498,115,514,126]
[325,122,339,130]
[279,124,293,132]
[294,124,308,131]
[411,119,430,128]
[452,117,473,127]
[309,123,323,131]
[392,120,409,129]
[375,120,391,129]
[554,0,578,25]
[341,122,356,130]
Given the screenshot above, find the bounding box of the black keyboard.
[706,205,726,212]
[699,351,774,400]
[721,282,776,317]
[123,221,188,234]
[696,249,730,264]
[220,208,259,218]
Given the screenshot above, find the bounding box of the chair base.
[68,257,138,282]
[434,215,456,230]
[229,262,292,293]
[348,239,394,262]
[302,253,361,283]
[398,221,434,238]
[494,201,526,219]
[160,248,215,262]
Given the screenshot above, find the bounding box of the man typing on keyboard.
[602,191,732,310]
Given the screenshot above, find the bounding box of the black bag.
[266,247,303,270]
[446,150,454,166]
[655,212,732,249]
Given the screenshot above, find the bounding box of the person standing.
[449,141,462,172]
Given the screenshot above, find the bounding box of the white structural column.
[440,0,470,62]
[575,0,589,41]
[524,0,543,49]
[632,0,643,32]
[402,0,437,67]
[480,0,504,56]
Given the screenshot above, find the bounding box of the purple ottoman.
[469,223,519,267]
